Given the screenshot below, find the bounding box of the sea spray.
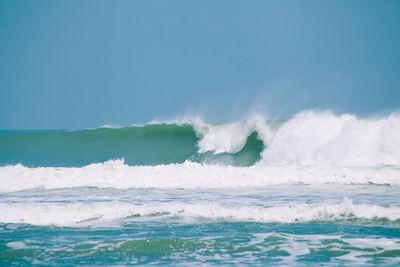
[2,110,400,265]
[261,111,400,167]
[1,110,399,168]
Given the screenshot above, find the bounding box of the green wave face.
[0,125,264,167]
[197,131,264,166]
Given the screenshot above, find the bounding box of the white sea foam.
[7,241,28,249]
[1,199,399,226]
[1,160,399,192]
[148,116,254,154]
[151,110,400,166]
[272,234,400,265]
[261,110,400,167]
[147,113,273,154]
[195,122,252,154]
[193,110,400,166]
[195,113,274,154]
[2,111,399,192]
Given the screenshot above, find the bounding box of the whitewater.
[1,110,400,265]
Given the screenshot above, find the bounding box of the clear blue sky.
[1,0,399,129]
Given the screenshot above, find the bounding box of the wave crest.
[1,110,399,168]
[260,111,400,167]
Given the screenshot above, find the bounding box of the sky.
[0,0,399,129]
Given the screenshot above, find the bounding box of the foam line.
[1,159,399,192]
[1,199,399,226]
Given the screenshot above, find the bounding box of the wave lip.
[1,110,399,168]
[194,114,272,154]
[140,110,400,168]
[1,199,399,226]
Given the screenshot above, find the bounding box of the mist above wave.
[260,111,400,167]
[153,110,400,168]
[1,110,399,168]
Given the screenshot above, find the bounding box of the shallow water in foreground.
[1,185,400,266]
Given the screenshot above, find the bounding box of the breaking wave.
[1,110,399,168]
[1,110,400,192]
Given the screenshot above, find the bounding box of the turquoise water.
[0,125,263,167]
[1,111,400,265]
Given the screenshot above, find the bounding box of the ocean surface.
[1,110,400,266]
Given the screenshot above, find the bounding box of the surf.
[1,198,399,226]
[1,110,400,168]
[1,159,400,193]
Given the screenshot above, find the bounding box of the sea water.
[1,110,400,265]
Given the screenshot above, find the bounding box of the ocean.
[1,110,400,266]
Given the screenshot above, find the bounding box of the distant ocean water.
[1,110,400,266]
